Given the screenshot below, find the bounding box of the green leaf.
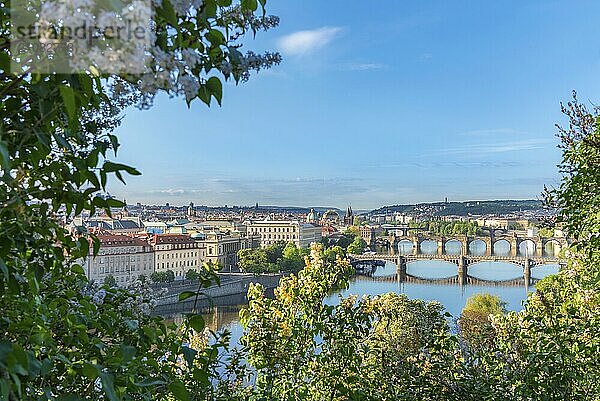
[159,0,178,26]
[81,363,99,380]
[0,257,7,280]
[178,291,196,302]
[103,161,141,176]
[0,378,9,401]
[135,378,167,387]
[0,139,10,173]
[206,29,225,46]
[100,372,119,401]
[181,346,197,366]
[0,51,11,73]
[168,380,190,401]
[188,314,205,332]
[92,236,101,257]
[197,85,211,106]
[59,85,77,120]
[241,0,258,11]
[206,77,222,106]
[120,345,136,362]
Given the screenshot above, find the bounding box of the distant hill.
[368,199,545,217]
[254,205,343,214]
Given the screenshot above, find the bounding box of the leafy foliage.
[347,236,367,254]
[425,220,482,236]
[0,0,279,399]
[458,293,506,349]
[151,269,176,283]
[230,244,464,400]
[237,242,309,274]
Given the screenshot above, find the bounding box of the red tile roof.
[151,234,196,245]
[97,234,149,247]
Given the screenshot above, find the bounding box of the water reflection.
[519,239,536,257]
[406,260,457,279]
[163,260,561,345]
[531,264,560,280]
[468,261,523,281]
[544,241,561,257]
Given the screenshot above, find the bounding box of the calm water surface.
[173,257,560,347]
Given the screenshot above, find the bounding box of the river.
[162,257,560,348]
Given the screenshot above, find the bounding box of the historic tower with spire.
[344,205,353,226]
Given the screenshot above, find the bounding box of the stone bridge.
[351,253,564,286]
[377,233,568,258]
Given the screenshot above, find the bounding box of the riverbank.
[152,273,282,315]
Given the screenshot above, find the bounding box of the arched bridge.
[351,253,565,286]
[377,233,568,258]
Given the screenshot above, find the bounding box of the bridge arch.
[543,239,562,257]
[419,239,438,255]
[397,240,414,255]
[518,239,536,257]
[492,239,511,256]
[444,239,462,255]
[468,239,487,256]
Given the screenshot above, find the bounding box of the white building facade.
[245,219,322,248]
[151,234,205,279]
[85,234,154,286]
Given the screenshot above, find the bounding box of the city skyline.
[110,0,600,208]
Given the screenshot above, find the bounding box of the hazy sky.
[110,0,600,209]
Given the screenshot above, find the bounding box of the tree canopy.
[0,0,280,399]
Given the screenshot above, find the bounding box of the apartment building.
[151,234,205,279]
[85,234,154,286]
[245,219,322,248]
[203,231,260,271]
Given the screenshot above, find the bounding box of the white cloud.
[277,27,343,56]
[436,139,554,155]
[346,63,386,71]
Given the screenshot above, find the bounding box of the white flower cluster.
[219,51,282,82]
[138,46,206,102]
[170,0,203,16]
[20,0,154,74]
[92,289,107,305]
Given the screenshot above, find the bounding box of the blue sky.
[111,0,600,209]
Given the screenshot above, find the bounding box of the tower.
[344,205,353,226]
[187,202,196,217]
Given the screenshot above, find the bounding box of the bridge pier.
[437,239,445,256]
[524,258,531,287]
[535,238,544,258]
[458,256,467,286]
[510,237,518,257]
[484,237,493,257]
[459,236,468,256]
[397,256,407,283]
